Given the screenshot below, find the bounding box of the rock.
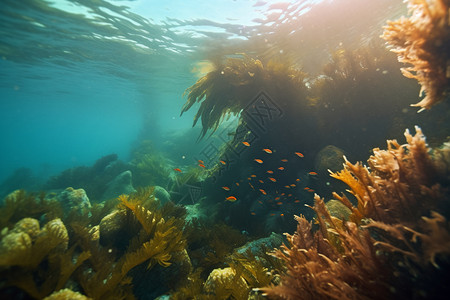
[57,187,91,217]
[153,186,171,206]
[99,209,127,246]
[326,199,351,220]
[314,145,346,173]
[101,170,136,201]
[236,232,284,256]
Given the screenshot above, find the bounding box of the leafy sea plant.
[382,0,450,110]
[264,127,450,299]
[181,55,306,139]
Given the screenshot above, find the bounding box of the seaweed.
[263,127,450,299]
[181,55,306,139]
[381,0,450,110]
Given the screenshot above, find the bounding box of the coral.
[381,0,450,110]
[0,190,63,232]
[0,218,90,299]
[263,127,450,299]
[43,288,91,300]
[203,267,250,298]
[181,55,306,139]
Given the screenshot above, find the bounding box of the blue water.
[0,0,412,183]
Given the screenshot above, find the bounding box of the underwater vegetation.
[382,0,450,111]
[263,127,450,299]
[181,54,307,140]
[0,187,190,299]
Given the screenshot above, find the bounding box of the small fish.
[307,189,315,192]
[259,189,267,195]
[248,182,255,190]
[225,196,237,202]
[263,148,273,154]
[304,187,310,190]
[295,152,304,158]
[294,199,301,203]
[251,212,256,215]
[296,178,301,182]
[270,213,276,216]
[308,172,318,175]
[288,193,292,197]
[198,159,204,164]
[290,184,296,187]
[281,193,285,196]
[174,168,182,173]
[259,180,264,184]
[278,167,285,171]
[284,185,290,188]
[199,163,206,168]
[219,160,226,165]
[254,159,263,164]
[280,213,284,217]
[222,186,230,191]
[276,201,283,205]
[275,197,280,200]
[268,177,277,182]
[281,159,288,162]
[266,170,274,174]
[242,142,250,147]
[251,174,257,178]
[236,182,240,186]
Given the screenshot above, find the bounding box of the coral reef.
[264,127,450,299]
[382,0,450,110]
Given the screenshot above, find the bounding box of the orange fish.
[284,185,290,188]
[295,152,304,158]
[219,160,226,165]
[294,199,301,203]
[281,159,288,162]
[248,182,255,190]
[199,163,206,168]
[281,193,285,196]
[259,180,264,184]
[296,178,301,182]
[275,197,280,200]
[225,196,237,202]
[259,189,267,195]
[242,142,250,147]
[174,168,182,173]
[266,170,274,174]
[288,194,293,197]
[254,159,263,164]
[268,177,277,182]
[304,187,310,190]
[270,213,276,216]
[280,213,284,217]
[251,212,256,215]
[236,182,240,186]
[222,186,230,191]
[263,148,273,154]
[278,167,285,170]
[251,174,257,178]
[198,160,204,164]
[276,201,283,205]
[308,172,318,175]
[307,189,315,192]
[290,184,296,187]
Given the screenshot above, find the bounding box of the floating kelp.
[263,127,450,299]
[382,0,450,110]
[181,55,306,139]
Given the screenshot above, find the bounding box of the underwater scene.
[0,0,449,299]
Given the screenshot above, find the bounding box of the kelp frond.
[181,55,306,139]
[381,0,450,110]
